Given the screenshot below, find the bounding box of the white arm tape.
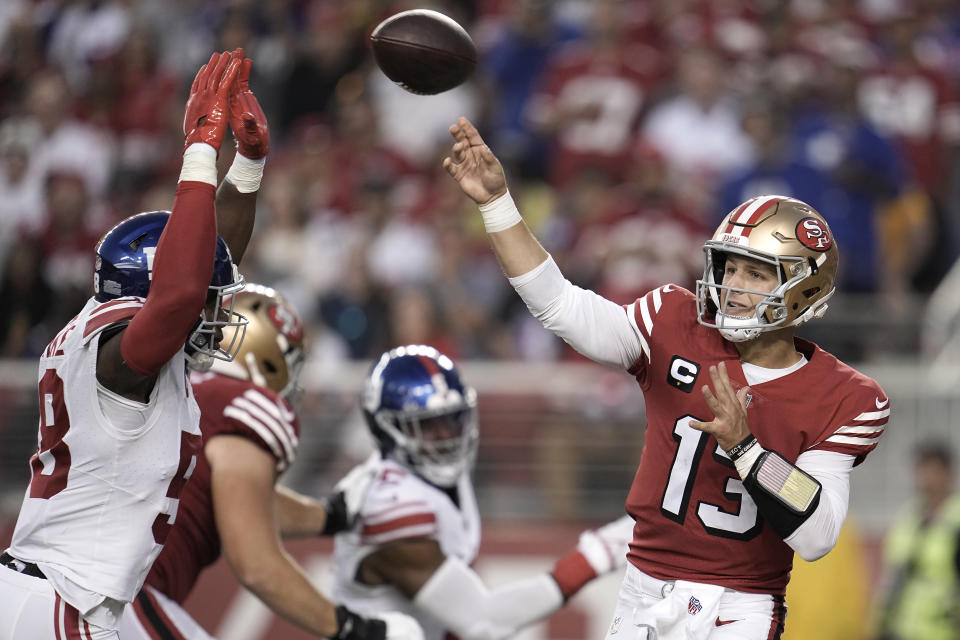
[224,152,265,193]
[734,441,765,478]
[508,255,645,369]
[413,556,563,640]
[783,450,854,561]
[179,143,218,186]
[478,191,523,233]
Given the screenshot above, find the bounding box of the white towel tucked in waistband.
[632,580,725,640]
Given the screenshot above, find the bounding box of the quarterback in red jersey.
[118,285,422,640]
[442,117,888,639]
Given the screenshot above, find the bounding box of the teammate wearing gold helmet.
[442,117,888,640]
[118,284,423,639]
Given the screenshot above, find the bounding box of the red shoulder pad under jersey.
[806,361,889,465]
[357,461,439,546]
[80,297,145,344]
[190,372,300,472]
[626,284,696,374]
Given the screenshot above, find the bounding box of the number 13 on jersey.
[661,416,762,540]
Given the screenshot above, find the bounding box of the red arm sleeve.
[120,181,217,375]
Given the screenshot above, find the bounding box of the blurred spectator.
[873,440,960,640]
[857,12,960,205]
[717,96,834,221]
[0,121,43,267]
[8,68,115,205]
[46,0,132,89]
[642,45,753,216]
[97,26,181,204]
[316,238,390,359]
[387,284,459,358]
[0,238,54,358]
[788,56,908,293]
[278,1,368,136]
[527,0,662,187]
[480,0,583,180]
[29,171,104,331]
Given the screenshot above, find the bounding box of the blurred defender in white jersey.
[333,344,634,640]
[0,50,253,639]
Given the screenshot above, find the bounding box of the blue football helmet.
[362,345,478,487]
[93,211,247,370]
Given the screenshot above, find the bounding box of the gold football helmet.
[212,284,305,397]
[695,195,839,342]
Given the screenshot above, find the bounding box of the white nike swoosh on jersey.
[875,397,889,409]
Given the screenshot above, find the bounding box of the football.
[369,9,476,95]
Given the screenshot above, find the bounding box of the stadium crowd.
[0,0,958,365]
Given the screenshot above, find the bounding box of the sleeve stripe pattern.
[625,302,650,363]
[242,390,299,448]
[633,285,670,366]
[361,513,437,544]
[222,390,297,468]
[824,407,889,447]
[83,298,144,339]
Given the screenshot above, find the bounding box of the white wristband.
[224,152,265,193]
[735,441,766,479]
[179,143,218,186]
[478,190,522,233]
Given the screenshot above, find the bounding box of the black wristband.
[726,434,758,461]
[320,492,349,537]
[333,605,386,640]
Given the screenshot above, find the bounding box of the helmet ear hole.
[802,286,820,298]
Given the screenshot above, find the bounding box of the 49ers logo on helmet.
[268,304,303,341]
[796,217,832,252]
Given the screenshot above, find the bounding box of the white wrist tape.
[734,441,766,479]
[224,153,265,193]
[478,191,523,233]
[179,143,218,186]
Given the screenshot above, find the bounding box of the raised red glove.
[183,50,243,154]
[229,57,270,159]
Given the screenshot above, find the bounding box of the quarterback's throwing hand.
[442,117,507,206]
[689,361,752,452]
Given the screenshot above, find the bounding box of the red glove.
[229,57,270,159]
[183,50,243,154]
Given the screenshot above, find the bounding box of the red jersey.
[144,373,300,603]
[624,285,887,595]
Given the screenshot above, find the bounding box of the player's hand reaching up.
[689,361,753,452]
[183,49,243,154]
[229,55,270,159]
[442,117,507,206]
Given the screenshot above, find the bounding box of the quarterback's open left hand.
[229,56,270,159]
[320,453,380,536]
[689,361,752,452]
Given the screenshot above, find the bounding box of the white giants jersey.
[8,297,202,613]
[332,457,480,640]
